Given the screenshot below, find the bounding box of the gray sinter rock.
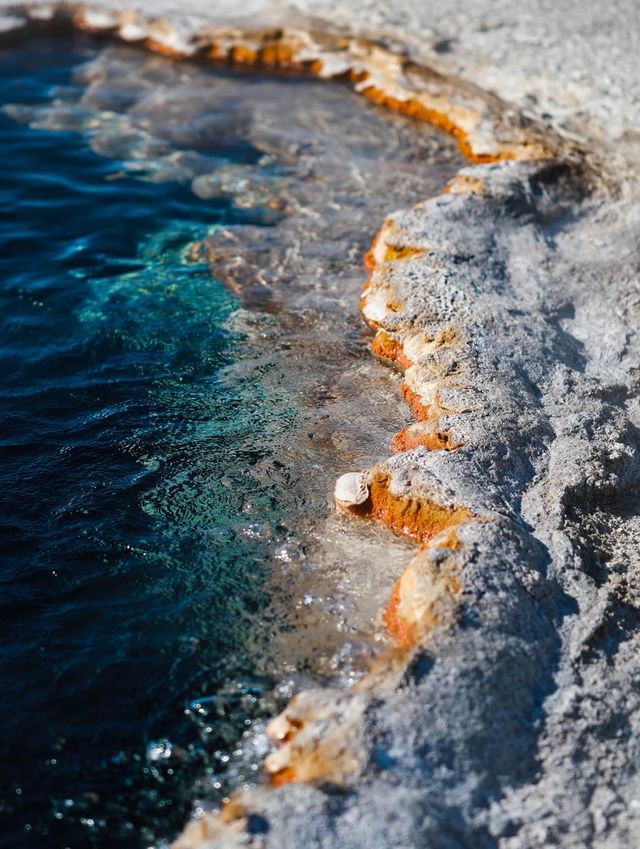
[242,161,640,848]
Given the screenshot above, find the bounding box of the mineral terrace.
[3,1,639,847]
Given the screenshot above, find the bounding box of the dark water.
[0,36,462,849]
[0,39,298,849]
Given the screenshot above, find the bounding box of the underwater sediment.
[2,2,639,848]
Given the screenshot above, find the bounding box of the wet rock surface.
[1,3,639,848]
[177,159,639,849]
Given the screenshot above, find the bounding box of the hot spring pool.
[0,35,462,847]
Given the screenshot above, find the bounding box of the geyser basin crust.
[1,3,639,849]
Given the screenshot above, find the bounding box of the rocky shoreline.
[3,4,639,847]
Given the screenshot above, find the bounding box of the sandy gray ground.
[2,1,639,847]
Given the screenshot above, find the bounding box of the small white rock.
[80,9,118,31]
[334,472,370,510]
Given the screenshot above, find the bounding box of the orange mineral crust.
[371,329,414,369]
[367,470,474,545]
[391,422,462,452]
[384,244,426,262]
[401,383,433,420]
[33,7,567,167]
[144,38,182,57]
[358,85,553,163]
[265,690,367,787]
[444,173,487,195]
[361,86,488,162]
[364,227,388,271]
[383,542,462,647]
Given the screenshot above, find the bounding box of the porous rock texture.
[2,1,639,847]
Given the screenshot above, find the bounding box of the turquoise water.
[0,35,462,848]
[0,39,300,848]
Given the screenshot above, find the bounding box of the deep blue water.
[0,39,297,848]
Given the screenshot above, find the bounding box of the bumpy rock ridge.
[177,154,640,848]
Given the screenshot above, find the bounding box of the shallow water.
[0,37,462,848]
